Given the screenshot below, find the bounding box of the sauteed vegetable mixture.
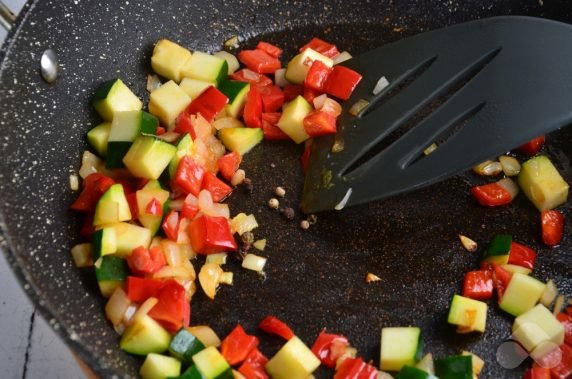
[70,37,570,379]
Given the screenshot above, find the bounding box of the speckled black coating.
[0,0,570,378]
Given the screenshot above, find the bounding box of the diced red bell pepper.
[80,214,96,240]
[311,330,349,368]
[230,69,273,87]
[70,173,115,212]
[126,246,167,276]
[181,202,199,220]
[550,343,572,379]
[148,279,190,333]
[186,86,229,123]
[261,112,289,140]
[462,270,493,300]
[258,85,285,113]
[145,198,163,216]
[283,84,303,102]
[523,367,551,379]
[116,178,137,195]
[300,37,340,58]
[239,49,281,74]
[303,110,337,137]
[256,41,282,58]
[220,324,260,366]
[126,276,165,302]
[188,214,237,254]
[471,182,513,206]
[492,263,513,300]
[155,126,166,135]
[519,135,545,155]
[126,192,139,220]
[541,210,564,246]
[305,60,332,92]
[301,139,313,172]
[258,316,295,341]
[238,349,269,379]
[556,313,572,346]
[162,210,180,241]
[323,65,362,101]
[566,306,572,317]
[244,86,263,128]
[334,357,378,379]
[217,151,242,182]
[303,87,323,104]
[201,172,233,202]
[174,112,196,138]
[508,242,537,270]
[174,156,205,196]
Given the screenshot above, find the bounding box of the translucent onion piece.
[132,297,158,323]
[312,94,328,110]
[79,150,104,178]
[219,272,234,285]
[224,35,240,48]
[540,279,558,307]
[161,240,182,267]
[198,263,223,299]
[177,218,191,244]
[459,234,478,252]
[331,137,344,153]
[242,69,259,81]
[70,243,93,268]
[168,198,184,211]
[230,169,246,186]
[242,253,267,272]
[230,213,259,235]
[180,258,196,280]
[146,74,162,93]
[180,243,197,260]
[157,131,181,143]
[333,51,352,65]
[204,203,230,219]
[213,117,245,130]
[497,177,519,199]
[113,323,126,336]
[206,253,228,265]
[105,287,131,326]
[553,295,565,316]
[473,160,502,176]
[365,272,381,283]
[423,143,438,156]
[182,279,197,300]
[123,304,137,323]
[274,68,288,87]
[348,99,369,116]
[153,265,194,280]
[198,189,214,213]
[206,134,228,159]
[372,76,390,95]
[321,98,342,117]
[150,237,163,248]
[186,325,221,347]
[253,239,267,251]
[499,155,521,176]
[69,174,79,191]
[334,188,352,210]
[213,51,239,74]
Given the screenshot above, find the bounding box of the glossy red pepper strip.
[201,173,233,202]
[305,60,332,92]
[258,316,295,341]
[220,324,260,366]
[507,242,537,270]
[125,276,165,302]
[188,214,237,254]
[70,173,115,212]
[238,49,281,74]
[303,110,337,137]
[323,65,362,101]
[523,367,551,379]
[217,151,242,182]
[556,312,572,346]
[243,86,263,128]
[299,37,340,58]
[283,84,303,102]
[256,41,282,58]
[185,86,229,123]
[471,182,513,206]
[541,210,564,246]
[462,270,493,300]
[491,263,512,300]
[519,135,545,155]
[230,69,273,87]
[173,155,205,196]
[145,197,163,216]
[162,210,180,241]
[334,357,378,379]
[126,246,167,276]
[261,113,289,140]
[311,330,349,368]
[147,279,190,333]
[258,85,284,113]
[550,343,572,379]
[238,348,269,379]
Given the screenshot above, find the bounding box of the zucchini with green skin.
[192,346,233,379]
[499,272,545,316]
[172,366,205,379]
[87,122,111,156]
[93,183,132,226]
[380,327,423,372]
[106,111,158,167]
[434,355,473,379]
[179,78,215,99]
[218,127,263,156]
[395,365,434,379]
[481,234,511,265]
[91,226,117,261]
[151,39,192,83]
[120,315,172,355]
[95,256,128,297]
[140,353,182,379]
[92,78,142,121]
[277,96,312,143]
[169,328,206,365]
[149,80,192,128]
[169,134,194,178]
[180,51,228,84]
[265,336,321,379]
[518,155,569,211]
[285,48,333,84]
[112,222,152,257]
[136,187,170,235]
[217,80,250,118]
[447,295,487,333]
[123,135,177,179]
[512,304,564,352]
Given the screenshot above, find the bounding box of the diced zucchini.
[285,48,334,84]
[192,346,233,379]
[92,78,143,121]
[95,256,128,297]
[434,355,473,379]
[112,222,152,257]
[175,366,205,379]
[93,183,132,226]
[380,327,423,372]
[169,329,206,366]
[179,78,215,100]
[395,366,431,379]
[447,295,487,333]
[512,304,564,352]
[518,155,569,211]
[91,226,117,262]
[185,325,221,348]
[481,234,511,265]
[151,39,192,83]
[149,80,192,128]
[501,264,532,275]
[136,187,171,235]
[87,122,111,156]
[123,135,177,179]
[277,96,312,143]
[218,127,263,155]
[169,134,194,178]
[213,51,239,74]
[217,80,250,118]
[140,353,182,379]
[499,272,545,316]
[106,141,132,168]
[265,336,321,379]
[120,314,172,355]
[106,111,158,168]
[461,351,484,375]
[180,51,228,84]
[415,353,435,375]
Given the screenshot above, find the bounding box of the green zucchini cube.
[149,80,192,127]
[151,39,192,83]
[218,127,263,156]
[277,96,312,143]
[123,135,177,179]
[91,226,117,261]
[92,78,142,121]
[499,272,545,316]
[95,256,128,297]
[512,304,564,352]
[434,355,473,379]
[169,328,206,365]
[113,222,152,257]
[285,48,333,84]
[518,155,569,211]
[180,51,228,85]
[265,336,321,379]
[93,183,132,226]
[192,346,233,379]
[380,327,423,372]
[87,122,111,156]
[140,353,182,379]
[120,315,172,355]
[447,295,487,333]
[179,78,215,100]
[217,80,250,118]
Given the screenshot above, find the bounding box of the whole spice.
[300,220,310,230]
[243,178,253,194]
[306,214,318,225]
[268,198,279,209]
[280,207,295,220]
[274,186,286,197]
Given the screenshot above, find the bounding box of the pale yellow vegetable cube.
[179,77,215,99]
[149,81,191,128]
[151,39,192,82]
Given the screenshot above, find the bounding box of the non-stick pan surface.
[0,0,570,377]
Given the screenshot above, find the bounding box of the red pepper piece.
[201,172,233,202]
[283,84,303,102]
[126,246,166,276]
[258,316,295,341]
[256,41,282,58]
[243,86,263,128]
[556,313,572,346]
[188,214,237,254]
[492,263,513,300]
[70,173,115,212]
[323,65,362,100]
[334,357,377,379]
[174,156,205,196]
[261,112,290,140]
[126,192,139,220]
[162,210,180,241]
[462,270,494,300]
[508,242,537,270]
[541,210,565,246]
[566,306,572,317]
[148,279,190,333]
[523,367,551,379]
[303,110,337,137]
[311,330,349,368]
[305,60,332,91]
[181,202,199,220]
[125,276,165,302]
[238,348,269,379]
[145,197,163,216]
[239,49,281,74]
[550,343,572,379]
[230,69,273,87]
[80,214,96,240]
[471,182,513,206]
[301,139,312,172]
[258,85,285,113]
[185,86,229,123]
[220,324,260,366]
[174,113,196,138]
[303,87,323,104]
[217,151,242,182]
[300,37,340,58]
[519,135,545,155]
[115,178,137,195]
[155,126,166,136]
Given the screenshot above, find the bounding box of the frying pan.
[0,0,570,378]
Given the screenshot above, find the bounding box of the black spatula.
[301,16,572,213]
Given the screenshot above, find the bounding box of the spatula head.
[301,16,572,213]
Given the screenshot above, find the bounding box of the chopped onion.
[153,265,194,280]
[313,94,328,110]
[472,160,502,176]
[348,99,369,116]
[198,263,223,299]
[553,295,565,316]
[242,253,267,272]
[274,68,288,88]
[231,169,246,186]
[321,98,342,117]
[161,240,182,267]
[540,279,558,307]
[333,51,352,65]
[242,68,259,81]
[182,279,197,300]
[334,188,352,210]
[132,297,158,323]
[415,353,435,375]
[224,35,239,48]
[176,218,191,244]
[70,243,93,268]
[69,174,79,191]
[113,323,126,336]
[219,272,233,285]
[423,143,438,156]
[168,198,184,211]
[146,74,162,93]
[253,239,266,251]
[213,51,239,74]
[230,213,259,235]
[459,234,478,252]
[335,346,358,369]
[79,150,104,178]
[186,325,221,347]
[157,131,181,143]
[105,287,131,326]
[365,272,381,283]
[497,177,519,199]
[180,244,197,260]
[331,137,345,153]
[499,155,521,176]
[213,116,245,130]
[204,203,230,219]
[372,76,390,95]
[150,237,163,248]
[123,304,137,323]
[206,253,228,265]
